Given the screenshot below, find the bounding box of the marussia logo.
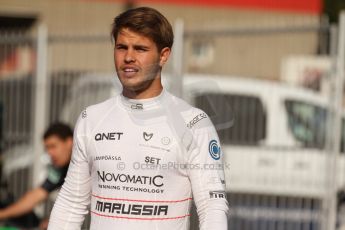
[143,132,153,141]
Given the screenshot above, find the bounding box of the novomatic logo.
[95,132,123,141]
[97,171,164,187]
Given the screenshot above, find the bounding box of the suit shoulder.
[165,92,211,129]
[78,96,117,128]
[86,97,115,114]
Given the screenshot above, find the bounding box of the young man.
[0,123,73,229]
[48,7,229,230]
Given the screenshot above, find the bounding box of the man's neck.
[122,86,163,99]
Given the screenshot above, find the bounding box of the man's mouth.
[121,67,139,77]
[123,68,138,72]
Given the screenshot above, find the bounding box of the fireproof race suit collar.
[119,89,168,111]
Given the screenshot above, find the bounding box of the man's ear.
[159,47,171,67]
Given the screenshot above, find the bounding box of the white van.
[184,74,345,198]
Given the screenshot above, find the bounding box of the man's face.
[44,135,72,167]
[114,28,170,94]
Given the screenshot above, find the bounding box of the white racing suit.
[48,89,229,230]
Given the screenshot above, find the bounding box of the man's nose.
[125,49,135,63]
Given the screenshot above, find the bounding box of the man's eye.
[116,46,126,50]
[136,47,147,52]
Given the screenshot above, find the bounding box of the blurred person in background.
[0,122,73,229]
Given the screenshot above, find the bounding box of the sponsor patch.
[94,155,121,161]
[97,171,164,187]
[161,137,171,145]
[143,132,153,141]
[187,112,208,129]
[131,103,143,110]
[95,132,123,141]
[95,201,168,216]
[209,140,221,160]
[82,110,87,119]
[209,191,226,199]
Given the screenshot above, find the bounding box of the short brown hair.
[111,7,174,51]
[43,122,73,140]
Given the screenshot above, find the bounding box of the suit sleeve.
[48,111,91,229]
[186,112,229,230]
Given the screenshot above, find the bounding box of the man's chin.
[122,87,147,98]
[122,81,154,93]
